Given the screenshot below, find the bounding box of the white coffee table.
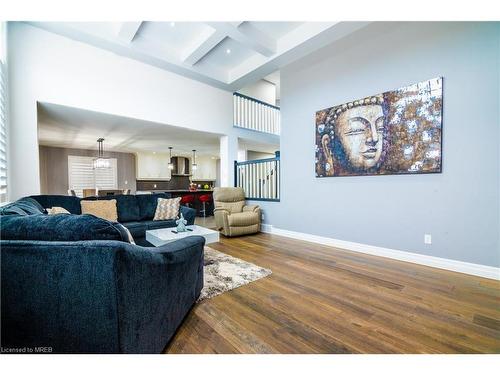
[146,225,220,247]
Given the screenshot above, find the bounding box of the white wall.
[238,79,277,105]
[8,22,278,200]
[258,22,500,268]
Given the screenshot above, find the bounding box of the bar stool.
[198,194,212,217]
[180,194,195,208]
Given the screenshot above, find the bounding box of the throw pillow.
[153,197,181,221]
[47,206,71,215]
[80,199,118,222]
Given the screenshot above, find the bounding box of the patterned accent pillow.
[47,206,71,215]
[80,199,118,222]
[153,197,181,221]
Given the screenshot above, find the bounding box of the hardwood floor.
[165,233,500,353]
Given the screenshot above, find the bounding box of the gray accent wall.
[39,146,137,195]
[257,22,500,267]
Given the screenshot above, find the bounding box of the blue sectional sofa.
[0,195,204,353]
[27,193,197,246]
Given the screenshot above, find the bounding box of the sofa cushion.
[0,198,45,216]
[99,195,141,222]
[227,211,260,227]
[121,221,147,239]
[19,197,47,214]
[136,193,172,220]
[82,195,141,222]
[81,199,118,222]
[30,195,82,214]
[0,214,129,242]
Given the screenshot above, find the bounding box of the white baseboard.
[260,224,500,280]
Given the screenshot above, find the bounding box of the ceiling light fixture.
[226,48,231,54]
[168,147,174,170]
[93,138,110,169]
[170,22,175,27]
[192,149,197,171]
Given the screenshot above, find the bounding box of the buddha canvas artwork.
[315,77,443,177]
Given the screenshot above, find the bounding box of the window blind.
[0,52,7,203]
[68,156,117,197]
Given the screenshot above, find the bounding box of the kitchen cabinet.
[192,156,217,181]
[136,152,171,180]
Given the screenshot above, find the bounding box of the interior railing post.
[234,160,238,188]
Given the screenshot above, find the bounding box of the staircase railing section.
[233,92,280,135]
[234,155,280,201]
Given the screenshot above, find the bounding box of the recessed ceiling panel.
[195,37,256,70]
[248,22,303,40]
[137,22,213,54]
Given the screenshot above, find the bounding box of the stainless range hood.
[171,156,191,176]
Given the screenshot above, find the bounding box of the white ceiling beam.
[117,22,142,43]
[207,22,277,57]
[182,28,226,66]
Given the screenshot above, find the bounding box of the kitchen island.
[136,189,214,217]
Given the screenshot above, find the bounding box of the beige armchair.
[213,187,261,237]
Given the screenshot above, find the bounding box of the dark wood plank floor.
[165,233,500,353]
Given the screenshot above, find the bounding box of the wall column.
[219,134,238,187]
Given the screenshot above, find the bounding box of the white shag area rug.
[198,246,272,302]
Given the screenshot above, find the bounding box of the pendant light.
[93,138,110,169]
[167,147,174,170]
[192,149,197,171]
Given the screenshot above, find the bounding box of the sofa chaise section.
[1,236,204,353]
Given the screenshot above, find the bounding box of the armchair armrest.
[213,207,230,233]
[243,204,260,213]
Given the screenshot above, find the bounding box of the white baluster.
[245,98,249,128]
[266,107,271,134]
[237,96,241,127]
[259,105,265,132]
[233,95,237,126]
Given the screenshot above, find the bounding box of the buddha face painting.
[315,77,443,177]
[334,103,385,170]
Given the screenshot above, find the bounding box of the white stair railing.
[234,153,280,201]
[233,92,280,135]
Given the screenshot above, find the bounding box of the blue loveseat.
[0,195,204,353]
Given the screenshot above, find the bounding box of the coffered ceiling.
[28,21,370,91]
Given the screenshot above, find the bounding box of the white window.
[68,156,117,197]
[0,22,7,203]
